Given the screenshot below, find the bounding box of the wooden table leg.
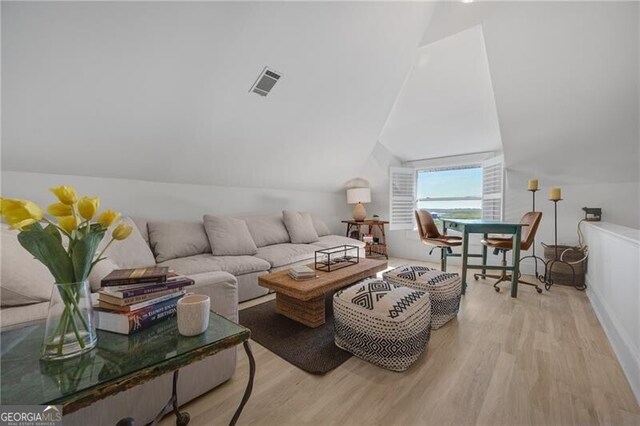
[461,230,470,294]
[275,293,325,328]
[379,223,388,259]
[510,229,522,298]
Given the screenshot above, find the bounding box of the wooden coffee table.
[258,258,388,328]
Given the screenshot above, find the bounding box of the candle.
[528,179,539,191]
[550,187,561,201]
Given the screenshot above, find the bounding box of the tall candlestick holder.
[519,188,545,281]
[542,198,576,291]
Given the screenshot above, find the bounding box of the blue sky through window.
[417,167,482,210]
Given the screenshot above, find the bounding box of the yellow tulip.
[97,210,120,228]
[50,185,77,205]
[57,216,78,234]
[1,198,44,230]
[77,196,100,220]
[112,223,132,240]
[47,202,73,217]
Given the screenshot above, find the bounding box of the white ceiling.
[379,25,502,162]
[3,2,638,191]
[420,1,639,185]
[1,2,432,191]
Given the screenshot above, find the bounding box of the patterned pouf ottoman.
[383,265,462,330]
[333,279,431,372]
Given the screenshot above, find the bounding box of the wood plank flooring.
[161,258,640,425]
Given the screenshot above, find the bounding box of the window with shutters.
[389,156,503,231]
[481,155,504,221]
[416,166,483,227]
[389,167,416,230]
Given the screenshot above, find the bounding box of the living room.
[1,1,639,425]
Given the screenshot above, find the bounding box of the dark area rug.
[239,294,351,375]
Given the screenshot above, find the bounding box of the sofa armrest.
[187,271,238,323]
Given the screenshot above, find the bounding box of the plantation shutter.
[389,167,416,230]
[481,155,504,221]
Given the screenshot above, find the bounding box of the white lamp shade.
[346,187,371,204]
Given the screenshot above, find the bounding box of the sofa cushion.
[1,228,53,306]
[203,215,258,256]
[242,215,290,247]
[159,254,269,277]
[130,217,149,244]
[282,211,319,244]
[312,235,366,251]
[255,243,318,268]
[312,215,331,237]
[0,301,50,327]
[148,221,211,263]
[100,217,157,269]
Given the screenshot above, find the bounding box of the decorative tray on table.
[314,245,360,272]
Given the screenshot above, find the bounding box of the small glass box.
[314,245,360,272]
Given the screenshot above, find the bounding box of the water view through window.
[416,167,482,225]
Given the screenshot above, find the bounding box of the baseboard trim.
[586,275,640,405]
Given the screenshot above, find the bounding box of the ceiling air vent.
[250,67,281,97]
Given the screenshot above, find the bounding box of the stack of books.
[288,265,316,281]
[96,266,194,335]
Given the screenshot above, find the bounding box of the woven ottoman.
[333,279,431,372]
[383,265,462,330]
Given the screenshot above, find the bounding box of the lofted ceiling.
[1,1,432,191]
[3,2,638,192]
[418,1,639,185]
[379,25,502,162]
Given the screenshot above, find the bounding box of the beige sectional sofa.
[137,213,364,302]
[0,211,363,425]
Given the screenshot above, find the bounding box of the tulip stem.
[94,238,115,266]
[43,217,71,238]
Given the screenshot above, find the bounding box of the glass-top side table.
[1,313,254,426]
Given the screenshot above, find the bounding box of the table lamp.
[347,188,371,221]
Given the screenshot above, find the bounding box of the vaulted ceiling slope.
[1,2,432,191]
[416,1,639,185]
[380,25,503,162]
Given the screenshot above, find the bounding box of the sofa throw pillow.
[98,217,157,269]
[282,211,319,244]
[203,215,258,256]
[148,221,211,263]
[242,215,291,247]
[1,228,54,306]
[311,215,331,237]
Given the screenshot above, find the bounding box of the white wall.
[583,222,640,404]
[504,170,640,249]
[1,171,350,234]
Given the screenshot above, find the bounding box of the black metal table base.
[542,258,585,291]
[116,341,256,426]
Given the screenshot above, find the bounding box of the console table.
[0,314,255,426]
[342,220,389,259]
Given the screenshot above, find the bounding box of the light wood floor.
[161,258,640,425]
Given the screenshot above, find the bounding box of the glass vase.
[41,280,97,360]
